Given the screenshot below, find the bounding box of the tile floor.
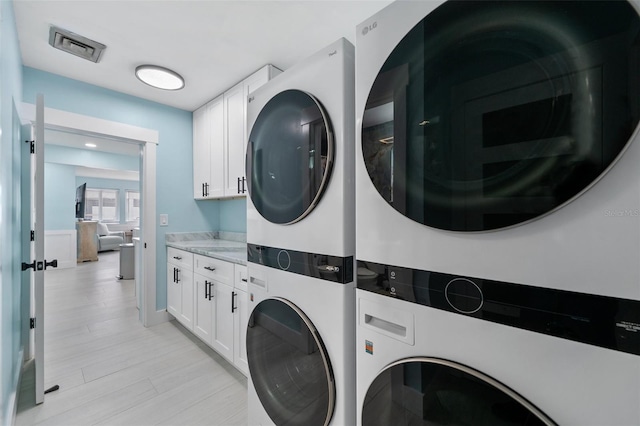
[15,250,247,426]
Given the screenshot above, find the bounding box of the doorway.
[20,102,161,338]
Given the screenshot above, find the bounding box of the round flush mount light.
[135,65,185,90]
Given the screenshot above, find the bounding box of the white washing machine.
[245,38,356,426]
[355,1,640,425]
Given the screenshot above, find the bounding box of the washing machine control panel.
[357,260,640,356]
[248,243,354,284]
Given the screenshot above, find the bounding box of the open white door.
[24,94,57,404]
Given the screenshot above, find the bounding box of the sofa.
[96,222,125,252]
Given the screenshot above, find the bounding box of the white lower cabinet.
[169,248,249,376]
[233,266,249,375]
[211,280,235,361]
[193,272,213,344]
[166,248,194,331]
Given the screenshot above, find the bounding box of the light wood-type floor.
[15,250,248,426]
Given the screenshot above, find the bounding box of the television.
[75,183,87,220]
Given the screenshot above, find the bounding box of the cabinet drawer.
[194,254,233,285]
[235,265,248,292]
[167,247,193,269]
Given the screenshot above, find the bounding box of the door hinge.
[30,230,35,241]
[25,140,35,154]
[30,318,36,329]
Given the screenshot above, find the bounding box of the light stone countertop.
[165,232,247,266]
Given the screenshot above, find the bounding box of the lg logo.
[361,21,377,36]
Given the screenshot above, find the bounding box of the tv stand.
[77,221,98,262]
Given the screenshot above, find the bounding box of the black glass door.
[362,0,640,231]
[247,90,334,224]
[362,358,556,426]
[247,298,335,426]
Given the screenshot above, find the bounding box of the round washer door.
[362,358,555,426]
[247,298,335,426]
[361,0,640,232]
[246,89,334,224]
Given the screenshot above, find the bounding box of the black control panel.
[357,260,640,356]
[248,243,353,284]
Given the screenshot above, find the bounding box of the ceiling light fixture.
[135,65,185,90]
[85,143,97,148]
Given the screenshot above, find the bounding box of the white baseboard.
[145,309,170,327]
[45,230,77,269]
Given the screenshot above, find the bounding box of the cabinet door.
[179,268,194,331]
[211,281,234,362]
[224,81,246,196]
[208,96,225,198]
[193,104,210,199]
[193,273,213,344]
[166,263,181,319]
[233,288,249,376]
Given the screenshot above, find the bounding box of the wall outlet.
[159,214,169,226]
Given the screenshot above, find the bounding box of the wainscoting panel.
[45,230,77,269]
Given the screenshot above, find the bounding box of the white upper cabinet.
[193,95,224,199]
[193,64,281,200]
[224,81,246,196]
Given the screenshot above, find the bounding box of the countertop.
[165,234,247,266]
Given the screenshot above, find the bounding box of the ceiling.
[13,0,393,112]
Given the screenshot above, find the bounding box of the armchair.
[96,222,125,252]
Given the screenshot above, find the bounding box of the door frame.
[20,103,166,327]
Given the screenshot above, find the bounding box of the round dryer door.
[246,89,334,224]
[361,0,640,231]
[362,358,556,426]
[246,298,335,426]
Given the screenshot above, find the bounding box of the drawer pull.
[241,278,247,282]
[204,266,216,272]
[173,256,182,260]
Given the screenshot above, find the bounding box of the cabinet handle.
[204,266,216,272]
[241,278,247,283]
[241,177,246,193]
[231,291,237,313]
[173,267,176,283]
[175,268,180,283]
[208,281,214,301]
[173,256,182,260]
[205,182,209,197]
[237,177,241,194]
[204,280,210,299]
[202,183,205,197]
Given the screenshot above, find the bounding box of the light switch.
[160,214,169,226]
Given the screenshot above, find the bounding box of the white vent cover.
[48,26,106,63]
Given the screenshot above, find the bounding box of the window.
[84,188,119,222]
[126,190,140,223]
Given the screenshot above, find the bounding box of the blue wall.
[0,0,25,423]
[45,163,77,231]
[23,67,220,311]
[219,198,247,232]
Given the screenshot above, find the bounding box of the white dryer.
[355,1,640,425]
[245,38,356,426]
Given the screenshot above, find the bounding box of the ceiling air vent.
[48,26,106,63]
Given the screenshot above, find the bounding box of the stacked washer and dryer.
[355,1,640,426]
[244,38,356,426]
